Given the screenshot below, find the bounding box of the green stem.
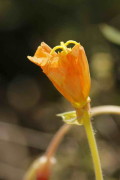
[83,116,103,180]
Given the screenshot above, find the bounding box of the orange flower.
[28,40,90,108]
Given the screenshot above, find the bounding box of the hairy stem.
[83,114,103,180]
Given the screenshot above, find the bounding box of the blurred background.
[0,0,120,179]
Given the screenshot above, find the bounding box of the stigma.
[50,40,79,55]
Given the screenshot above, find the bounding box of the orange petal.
[28,41,91,108]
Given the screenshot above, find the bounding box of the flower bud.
[24,156,56,180]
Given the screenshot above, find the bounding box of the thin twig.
[45,124,71,158]
[91,105,120,117]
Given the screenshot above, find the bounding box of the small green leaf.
[57,110,81,125]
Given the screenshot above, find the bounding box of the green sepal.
[57,111,82,125]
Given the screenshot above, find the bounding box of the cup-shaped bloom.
[28,40,90,108]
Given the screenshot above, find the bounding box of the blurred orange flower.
[28,40,90,108]
[36,156,54,180]
[23,156,55,180]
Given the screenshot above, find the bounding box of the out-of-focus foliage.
[0,0,120,180]
[100,24,120,45]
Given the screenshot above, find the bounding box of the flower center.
[50,40,79,55]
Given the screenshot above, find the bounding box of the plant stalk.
[45,124,71,158]
[83,115,103,180]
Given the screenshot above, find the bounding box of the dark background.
[0,0,120,179]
